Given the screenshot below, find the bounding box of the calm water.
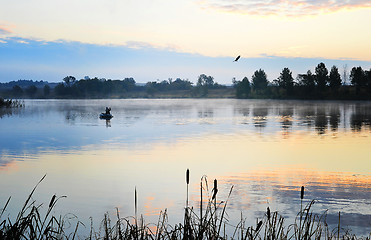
[0,99,370,235]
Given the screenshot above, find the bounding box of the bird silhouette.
[234,55,241,62]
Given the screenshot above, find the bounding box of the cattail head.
[49,194,56,208]
[256,220,263,232]
[212,179,218,200]
[267,206,270,220]
[186,169,189,185]
[301,186,305,200]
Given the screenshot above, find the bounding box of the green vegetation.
[0,98,24,108]
[1,63,370,99]
[234,64,371,100]
[1,173,370,240]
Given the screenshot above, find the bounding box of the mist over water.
[0,99,370,235]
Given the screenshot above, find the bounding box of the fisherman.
[105,107,111,115]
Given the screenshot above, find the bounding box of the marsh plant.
[0,98,24,108]
[0,172,370,240]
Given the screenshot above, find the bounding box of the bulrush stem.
[186,169,189,208]
[200,181,203,226]
[135,187,138,228]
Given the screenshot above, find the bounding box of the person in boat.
[105,107,111,115]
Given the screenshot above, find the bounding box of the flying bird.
[234,55,241,62]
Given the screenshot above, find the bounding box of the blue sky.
[0,37,370,84]
[1,0,371,84]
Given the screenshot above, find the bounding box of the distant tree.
[122,78,136,91]
[197,74,214,87]
[63,76,76,86]
[297,70,316,98]
[298,70,315,88]
[171,78,193,90]
[54,83,66,96]
[196,74,214,96]
[277,67,294,94]
[234,77,251,98]
[12,85,23,97]
[315,62,328,91]
[329,65,342,90]
[26,85,38,97]
[350,66,366,94]
[252,69,268,94]
[366,69,371,91]
[43,85,51,96]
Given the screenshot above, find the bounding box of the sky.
[0,0,371,84]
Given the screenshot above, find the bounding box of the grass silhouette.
[0,172,370,239]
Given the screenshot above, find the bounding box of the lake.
[0,99,370,236]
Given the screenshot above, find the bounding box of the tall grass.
[0,98,24,108]
[0,172,370,240]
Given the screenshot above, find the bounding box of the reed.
[0,173,370,240]
[0,98,24,108]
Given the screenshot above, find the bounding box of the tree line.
[0,62,370,99]
[233,63,371,100]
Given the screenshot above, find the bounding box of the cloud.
[0,26,12,35]
[197,0,371,16]
[16,40,29,44]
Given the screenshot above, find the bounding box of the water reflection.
[351,104,371,132]
[217,169,371,233]
[105,119,111,128]
[252,106,268,128]
[0,99,370,235]
[278,107,293,138]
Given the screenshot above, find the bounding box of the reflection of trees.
[350,105,371,132]
[278,107,293,132]
[65,110,77,124]
[0,108,22,119]
[329,106,340,131]
[236,107,250,117]
[315,107,328,135]
[198,109,214,119]
[297,106,315,128]
[253,107,268,128]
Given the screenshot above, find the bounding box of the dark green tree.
[277,67,294,94]
[315,62,328,91]
[366,69,371,92]
[63,76,76,86]
[329,65,342,90]
[234,77,251,98]
[43,85,51,96]
[197,74,214,87]
[12,85,23,97]
[26,85,38,97]
[171,78,193,90]
[54,83,66,96]
[297,70,315,98]
[252,69,268,94]
[350,66,366,94]
[196,74,214,96]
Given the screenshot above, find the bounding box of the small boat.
[99,113,113,119]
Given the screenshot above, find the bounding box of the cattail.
[267,207,270,220]
[135,187,138,225]
[200,181,203,223]
[186,169,189,185]
[301,186,305,200]
[212,179,218,200]
[256,220,263,232]
[49,194,56,208]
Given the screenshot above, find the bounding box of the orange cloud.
[0,25,12,35]
[198,0,371,16]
